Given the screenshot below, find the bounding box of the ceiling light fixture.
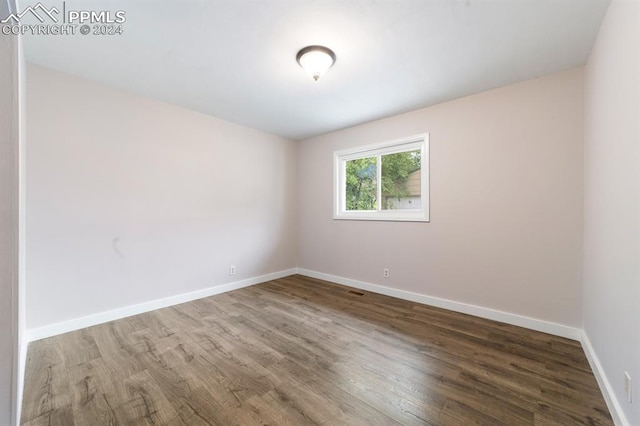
[296,45,336,81]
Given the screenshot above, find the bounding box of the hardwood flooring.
[21,275,613,425]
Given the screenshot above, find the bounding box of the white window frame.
[333,133,429,222]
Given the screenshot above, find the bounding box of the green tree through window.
[381,150,421,209]
[345,150,420,210]
[346,157,377,210]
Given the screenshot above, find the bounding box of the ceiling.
[21,0,610,141]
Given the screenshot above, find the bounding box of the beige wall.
[0,0,20,422]
[583,0,640,424]
[299,68,584,327]
[26,64,298,330]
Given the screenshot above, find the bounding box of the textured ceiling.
[22,0,609,140]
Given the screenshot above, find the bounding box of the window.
[334,134,429,222]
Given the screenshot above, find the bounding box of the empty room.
[1,0,639,424]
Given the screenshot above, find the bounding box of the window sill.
[333,211,429,222]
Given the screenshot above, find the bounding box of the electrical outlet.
[229,265,236,276]
[383,268,390,278]
[625,372,632,403]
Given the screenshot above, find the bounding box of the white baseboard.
[27,267,580,343]
[15,337,27,426]
[296,268,581,341]
[580,331,629,426]
[27,268,297,342]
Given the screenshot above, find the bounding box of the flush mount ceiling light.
[296,45,336,81]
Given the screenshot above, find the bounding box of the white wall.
[16,20,26,426]
[299,68,584,328]
[26,64,298,331]
[0,0,21,423]
[583,0,640,424]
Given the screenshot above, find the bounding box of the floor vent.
[347,290,365,296]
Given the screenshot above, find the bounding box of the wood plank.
[112,370,182,425]
[21,275,613,425]
[21,337,71,423]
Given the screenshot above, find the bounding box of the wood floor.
[21,275,612,425]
